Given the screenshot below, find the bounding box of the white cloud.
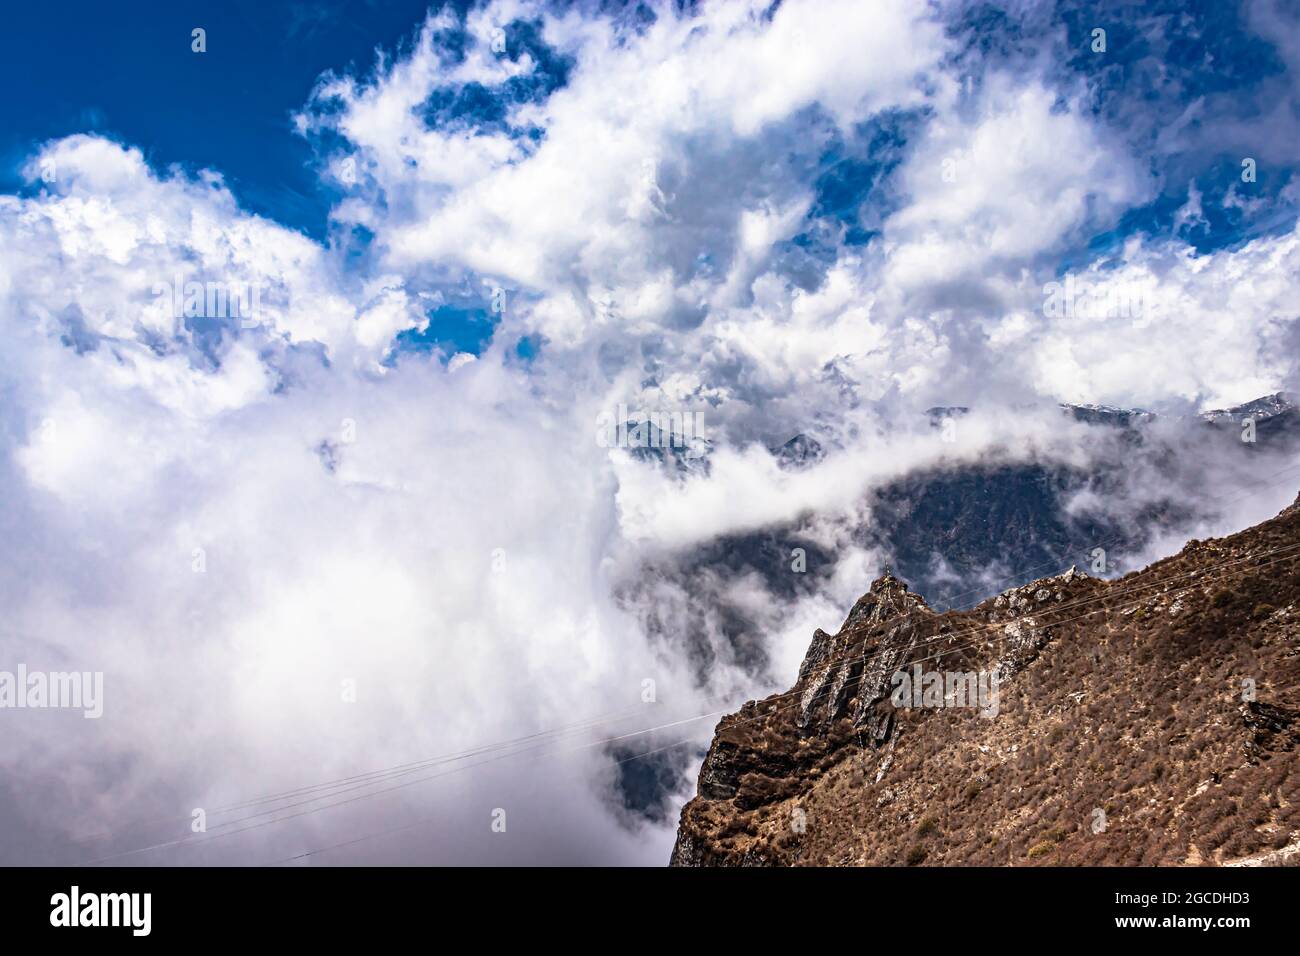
[881,77,1150,290]
[4,0,1300,866]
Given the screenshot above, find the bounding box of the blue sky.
[4,1,1296,280]
[3,0,1296,365]
[0,0,555,357]
[0,0,449,235]
[5,0,1300,867]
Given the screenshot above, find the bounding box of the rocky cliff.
[671,494,1300,866]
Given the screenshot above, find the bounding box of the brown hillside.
[671,494,1300,866]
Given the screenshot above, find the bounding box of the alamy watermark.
[50,886,150,936]
[152,273,270,329]
[0,665,103,718]
[595,404,707,457]
[1042,274,1152,327]
[890,664,999,718]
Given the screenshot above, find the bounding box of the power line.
[265,537,1300,865]
[71,458,1300,864]
[103,528,1300,866]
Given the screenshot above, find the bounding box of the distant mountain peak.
[1200,392,1295,423]
[1059,402,1155,426]
[772,433,825,470]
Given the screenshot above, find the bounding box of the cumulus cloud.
[4,0,1300,865]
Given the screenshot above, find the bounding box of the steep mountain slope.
[671,493,1300,866]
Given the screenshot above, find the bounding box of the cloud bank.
[3,0,1300,864]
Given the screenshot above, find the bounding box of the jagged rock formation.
[671,494,1300,866]
[616,396,1300,819]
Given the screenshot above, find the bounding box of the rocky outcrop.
[671,495,1300,866]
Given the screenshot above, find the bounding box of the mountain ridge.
[670,492,1300,866]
